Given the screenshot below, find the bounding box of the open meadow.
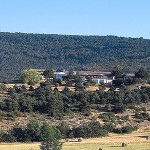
[1,130,150,150]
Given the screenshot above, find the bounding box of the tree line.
[0,32,150,81]
[0,80,150,117]
[0,119,136,143]
[0,120,62,150]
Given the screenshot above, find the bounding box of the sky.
[0,0,150,39]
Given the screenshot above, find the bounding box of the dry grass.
[1,130,150,150]
[1,142,150,150]
[86,86,99,91]
[0,143,40,150]
[51,86,75,91]
[127,83,150,91]
[51,85,99,92]
[5,82,100,92]
[63,143,150,150]
[142,84,150,87]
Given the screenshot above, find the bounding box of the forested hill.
[0,32,150,81]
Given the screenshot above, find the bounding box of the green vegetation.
[40,123,62,150]
[113,126,137,134]
[0,120,62,147]
[0,79,150,118]
[0,84,7,92]
[135,67,150,79]
[1,119,133,143]
[21,69,40,85]
[0,68,150,143]
[43,69,55,79]
[0,77,150,142]
[71,122,108,138]
[0,32,150,81]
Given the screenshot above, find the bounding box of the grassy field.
[1,131,150,150]
[1,142,150,150]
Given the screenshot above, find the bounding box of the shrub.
[113,125,136,134]
[99,112,116,122]
[72,121,108,138]
[0,131,16,142]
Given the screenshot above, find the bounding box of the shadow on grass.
[67,140,80,142]
[110,145,123,147]
[137,135,148,139]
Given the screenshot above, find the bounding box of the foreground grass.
[64,143,150,150]
[1,142,150,150]
[1,131,150,150]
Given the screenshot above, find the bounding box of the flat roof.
[73,71,112,76]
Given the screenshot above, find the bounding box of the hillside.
[0,32,150,81]
[0,70,150,144]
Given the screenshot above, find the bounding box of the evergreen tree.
[40,123,62,150]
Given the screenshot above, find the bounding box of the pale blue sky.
[0,0,150,38]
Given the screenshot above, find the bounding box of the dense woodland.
[0,32,150,81]
[1,81,150,117]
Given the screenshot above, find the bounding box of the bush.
[99,112,116,122]
[113,125,136,134]
[112,103,126,113]
[103,123,115,132]
[57,122,70,138]
[72,122,108,138]
[0,131,16,142]
[135,112,149,120]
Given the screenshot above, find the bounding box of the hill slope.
[0,32,150,81]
